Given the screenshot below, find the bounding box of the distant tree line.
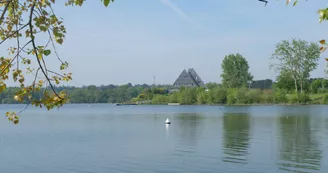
[1,77,327,105]
[0,84,170,104]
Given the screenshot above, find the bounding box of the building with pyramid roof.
[170,68,206,92]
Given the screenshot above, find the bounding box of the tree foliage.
[0,0,114,124]
[221,54,253,88]
[275,69,298,92]
[270,39,321,93]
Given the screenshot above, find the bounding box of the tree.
[221,53,253,88]
[0,0,114,124]
[206,82,221,89]
[206,87,227,104]
[178,87,197,105]
[270,39,321,93]
[275,69,297,92]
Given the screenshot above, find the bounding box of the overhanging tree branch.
[28,1,62,100]
[0,1,10,24]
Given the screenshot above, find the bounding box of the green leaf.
[44,49,51,56]
[37,53,43,60]
[0,84,6,92]
[319,40,326,45]
[103,0,114,7]
[293,0,298,6]
[60,63,66,70]
[318,8,328,23]
[13,119,19,124]
[56,38,63,44]
[103,0,110,7]
[40,26,47,32]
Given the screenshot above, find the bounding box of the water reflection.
[277,115,322,173]
[222,113,251,164]
[173,113,204,154]
[165,124,169,138]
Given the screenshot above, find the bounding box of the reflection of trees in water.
[222,113,251,164]
[173,113,204,153]
[277,115,322,173]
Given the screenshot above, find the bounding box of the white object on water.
[165,118,171,124]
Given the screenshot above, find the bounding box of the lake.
[0,104,328,173]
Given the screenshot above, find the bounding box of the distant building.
[170,68,206,92]
[250,79,273,89]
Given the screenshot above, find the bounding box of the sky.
[3,0,328,86]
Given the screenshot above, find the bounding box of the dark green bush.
[227,93,236,105]
[235,87,248,104]
[247,89,262,104]
[168,92,178,103]
[197,91,207,104]
[320,93,328,104]
[288,93,311,104]
[318,88,328,94]
[178,88,197,105]
[212,88,228,104]
[274,90,287,103]
[152,95,169,104]
[297,93,311,104]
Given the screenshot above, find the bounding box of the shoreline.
[0,103,326,106]
[128,103,327,106]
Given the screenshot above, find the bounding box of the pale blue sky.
[4,0,328,86]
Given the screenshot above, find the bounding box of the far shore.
[1,103,326,106]
[116,103,326,106]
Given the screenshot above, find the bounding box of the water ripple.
[1,105,328,173]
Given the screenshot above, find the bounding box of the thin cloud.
[160,0,199,28]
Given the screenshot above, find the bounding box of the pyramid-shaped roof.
[173,68,205,88]
[188,68,205,87]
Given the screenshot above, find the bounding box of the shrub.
[178,88,197,105]
[169,92,178,103]
[227,93,236,105]
[247,89,262,104]
[260,93,273,104]
[274,90,287,103]
[197,91,207,104]
[235,87,248,104]
[138,94,146,99]
[212,88,228,104]
[288,93,311,104]
[297,93,311,104]
[152,95,169,104]
[321,93,328,104]
[318,88,328,94]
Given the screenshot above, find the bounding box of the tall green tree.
[270,39,321,93]
[221,53,253,88]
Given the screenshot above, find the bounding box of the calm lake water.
[0,104,328,173]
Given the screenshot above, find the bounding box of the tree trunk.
[300,79,303,94]
[292,75,298,93]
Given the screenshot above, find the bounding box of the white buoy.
[165,118,171,124]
